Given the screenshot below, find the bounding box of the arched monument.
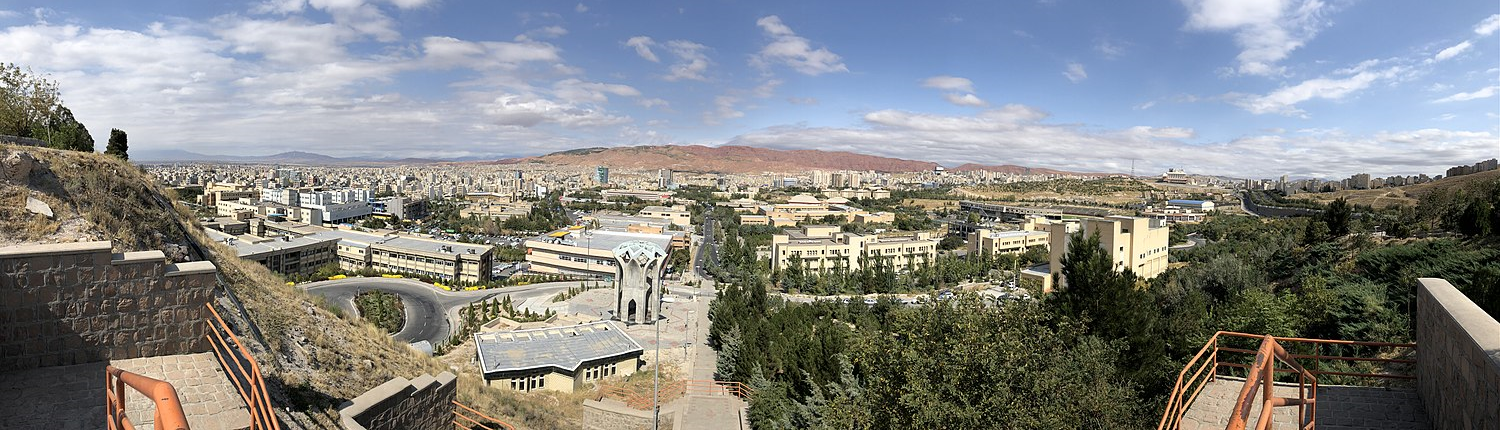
[612,240,667,325]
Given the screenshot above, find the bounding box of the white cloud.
[551,78,640,104]
[1095,38,1127,59]
[944,93,988,107]
[1433,86,1499,103]
[637,98,669,109]
[0,10,20,18]
[752,79,783,98]
[1063,62,1087,82]
[704,95,744,125]
[575,3,588,13]
[728,106,1498,179]
[922,75,974,92]
[1234,65,1403,115]
[1475,14,1500,36]
[1180,0,1334,76]
[662,40,710,81]
[525,25,567,39]
[1433,41,1471,62]
[787,96,819,105]
[1012,29,1033,38]
[1134,101,1157,110]
[624,36,658,62]
[481,94,629,128]
[752,15,848,76]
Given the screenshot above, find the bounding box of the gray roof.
[474,321,644,374]
[204,228,336,258]
[307,228,491,256]
[536,230,674,253]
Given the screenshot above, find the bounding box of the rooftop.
[533,229,674,252]
[204,229,337,257]
[474,321,643,374]
[305,227,491,256]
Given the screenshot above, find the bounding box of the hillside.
[1291,169,1500,209]
[0,144,573,429]
[493,144,941,173]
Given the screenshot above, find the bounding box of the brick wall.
[339,372,458,430]
[1415,278,1500,429]
[0,241,217,371]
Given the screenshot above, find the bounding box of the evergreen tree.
[1324,197,1352,236]
[105,128,128,160]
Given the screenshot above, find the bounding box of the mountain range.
[135,145,1112,175]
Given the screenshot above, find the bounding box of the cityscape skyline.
[0,0,1496,179]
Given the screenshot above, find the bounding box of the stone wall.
[582,397,673,430]
[339,372,457,430]
[0,241,218,371]
[1415,278,1500,429]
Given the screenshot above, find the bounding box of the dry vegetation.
[1,143,582,429]
[1290,169,1500,209]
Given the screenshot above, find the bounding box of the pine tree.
[105,128,128,160]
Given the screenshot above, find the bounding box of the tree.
[42,106,94,152]
[1457,194,1492,237]
[1324,197,1352,236]
[105,128,129,160]
[0,63,62,138]
[1050,230,1168,394]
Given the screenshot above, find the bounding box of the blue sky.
[0,0,1496,178]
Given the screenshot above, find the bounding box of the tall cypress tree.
[105,128,128,160]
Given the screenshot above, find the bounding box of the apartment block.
[968,229,1048,256]
[770,225,938,274]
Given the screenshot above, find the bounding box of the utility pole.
[652,283,662,430]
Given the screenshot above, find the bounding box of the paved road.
[299,277,578,346]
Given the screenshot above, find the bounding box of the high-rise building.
[657,168,674,190]
[594,166,610,184]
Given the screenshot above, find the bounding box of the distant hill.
[949,163,1116,176]
[492,145,941,173]
[132,149,439,166]
[1291,169,1500,209]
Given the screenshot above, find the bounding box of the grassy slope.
[0,144,581,429]
[1291,169,1500,209]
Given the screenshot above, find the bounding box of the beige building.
[759,194,867,223]
[525,230,675,279]
[1026,216,1169,293]
[474,321,642,393]
[245,225,497,283]
[968,229,1049,256]
[770,225,938,274]
[637,205,692,227]
[205,228,339,276]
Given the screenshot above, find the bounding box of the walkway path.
[1180,378,1429,430]
[0,352,250,430]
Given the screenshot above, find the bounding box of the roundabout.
[298,276,579,347]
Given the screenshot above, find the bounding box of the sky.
[0,0,1496,179]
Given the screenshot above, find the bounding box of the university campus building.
[769,225,939,274]
[473,321,643,393]
[524,229,675,279]
[1022,215,1170,293]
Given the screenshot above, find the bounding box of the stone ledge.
[1417,278,1500,367]
[0,241,112,258]
[165,261,217,276]
[111,250,166,265]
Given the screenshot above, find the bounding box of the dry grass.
[1291,169,1500,209]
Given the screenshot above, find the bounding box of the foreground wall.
[339,372,457,430]
[0,241,217,371]
[1415,278,1500,429]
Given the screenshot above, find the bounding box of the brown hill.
[493,145,940,173]
[949,163,1116,176]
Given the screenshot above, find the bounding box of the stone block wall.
[582,398,673,430]
[0,241,217,371]
[339,372,458,430]
[1415,278,1500,429]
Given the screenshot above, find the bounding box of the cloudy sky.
[1,0,1496,178]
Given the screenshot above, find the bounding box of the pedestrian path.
[1179,377,1429,430]
[0,352,251,430]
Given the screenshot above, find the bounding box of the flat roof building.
[205,228,339,277]
[770,225,938,274]
[474,321,642,393]
[1028,215,1169,293]
[968,229,1049,256]
[525,229,675,279]
[306,227,494,284]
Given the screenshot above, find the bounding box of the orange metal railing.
[451,400,517,430]
[204,303,281,430]
[1225,336,1316,430]
[106,365,191,430]
[1157,331,1416,430]
[596,379,755,410]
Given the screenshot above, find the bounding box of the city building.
[594,166,610,184]
[759,194,868,223]
[1162,169,1189,184]
[637,205,692,227]
[601,189,674,202]
[474,321,642,393]
[524,229,675,279]
[244,225,497,283]
[967,229,1048,256]
[770,225,938,274]
[1166,199,1215,211]
[1025,216,1169,293]
[371,196,428,221]
[205,228,339,276]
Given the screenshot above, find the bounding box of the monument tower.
[612,240,667,324]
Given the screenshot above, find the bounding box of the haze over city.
[0,0,1496,178]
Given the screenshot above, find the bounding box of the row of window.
[557,255,616,266]
[510,374,545,392]
[583,362,619,382]
[377,251,455,267]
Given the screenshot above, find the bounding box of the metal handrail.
[106,365,191,430]
[1157,331,1417,430]
[1225,336,1317,430]
[205,304,281,430]
[596,379,755,410]
[451,400,516,430]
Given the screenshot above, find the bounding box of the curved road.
[299,277,579,346]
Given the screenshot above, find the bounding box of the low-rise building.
[968,229,1048,255]
[205,228,339,276]
[1026,215,1169,293]
[524,229,675,279]
[474,321,642,393]
[601,189,674,202]
[638,205,692,227]
[770,225,938,274]
[304,227,494,283]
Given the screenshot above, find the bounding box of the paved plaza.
[0,352,250,430]
[1180,377,1430,430]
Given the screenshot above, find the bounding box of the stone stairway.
[0,352,251,430]
[1179,377,1430,430]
